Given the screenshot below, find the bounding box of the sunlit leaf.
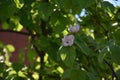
[5,44,15,53]
[58,47,76,68]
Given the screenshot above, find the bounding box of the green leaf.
[38,37,50,48]
[77,0,95,8]
[14,76,27,80]
[98,47,108,63]
[38,3,54,21]
[102,1,115,13]
[19,50,25,63]
[24,0,34,5]
[70,69,86,80]
[116,69,120,78]
[53,0,64,9]
[0,0,17,20]
[50,12,70,33]
[61,69,71,80]
[62,69,86,80]
[14,0,24,9]
[87,72,100,80]
[19,8,33,28]
[12,62,24,72]
[27,49,36,62]
[110,45,120,64]
[72,0,95,14]
[57,0,95,14]
[0,63,4,72]
[47,42,59,62]
[58,47,76,68]
[5,44,15,53]
[75,38,95,56]
[2,22,9,29]
[114,29,120,42]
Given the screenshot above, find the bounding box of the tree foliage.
[0,0,120,80]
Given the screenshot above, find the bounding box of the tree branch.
[104,60,119,80]
[0,29,30,36]
[0,29,37,37]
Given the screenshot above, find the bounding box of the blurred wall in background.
[0,23,29,64]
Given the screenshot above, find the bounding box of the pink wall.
[0,23,29,63]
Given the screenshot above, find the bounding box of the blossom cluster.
[62,24,80,46]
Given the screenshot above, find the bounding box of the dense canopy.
[0,0,120,80]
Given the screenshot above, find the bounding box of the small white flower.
[69,24,80,33]
[62,35,74,46]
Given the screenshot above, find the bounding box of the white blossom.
[62,35,74,46]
